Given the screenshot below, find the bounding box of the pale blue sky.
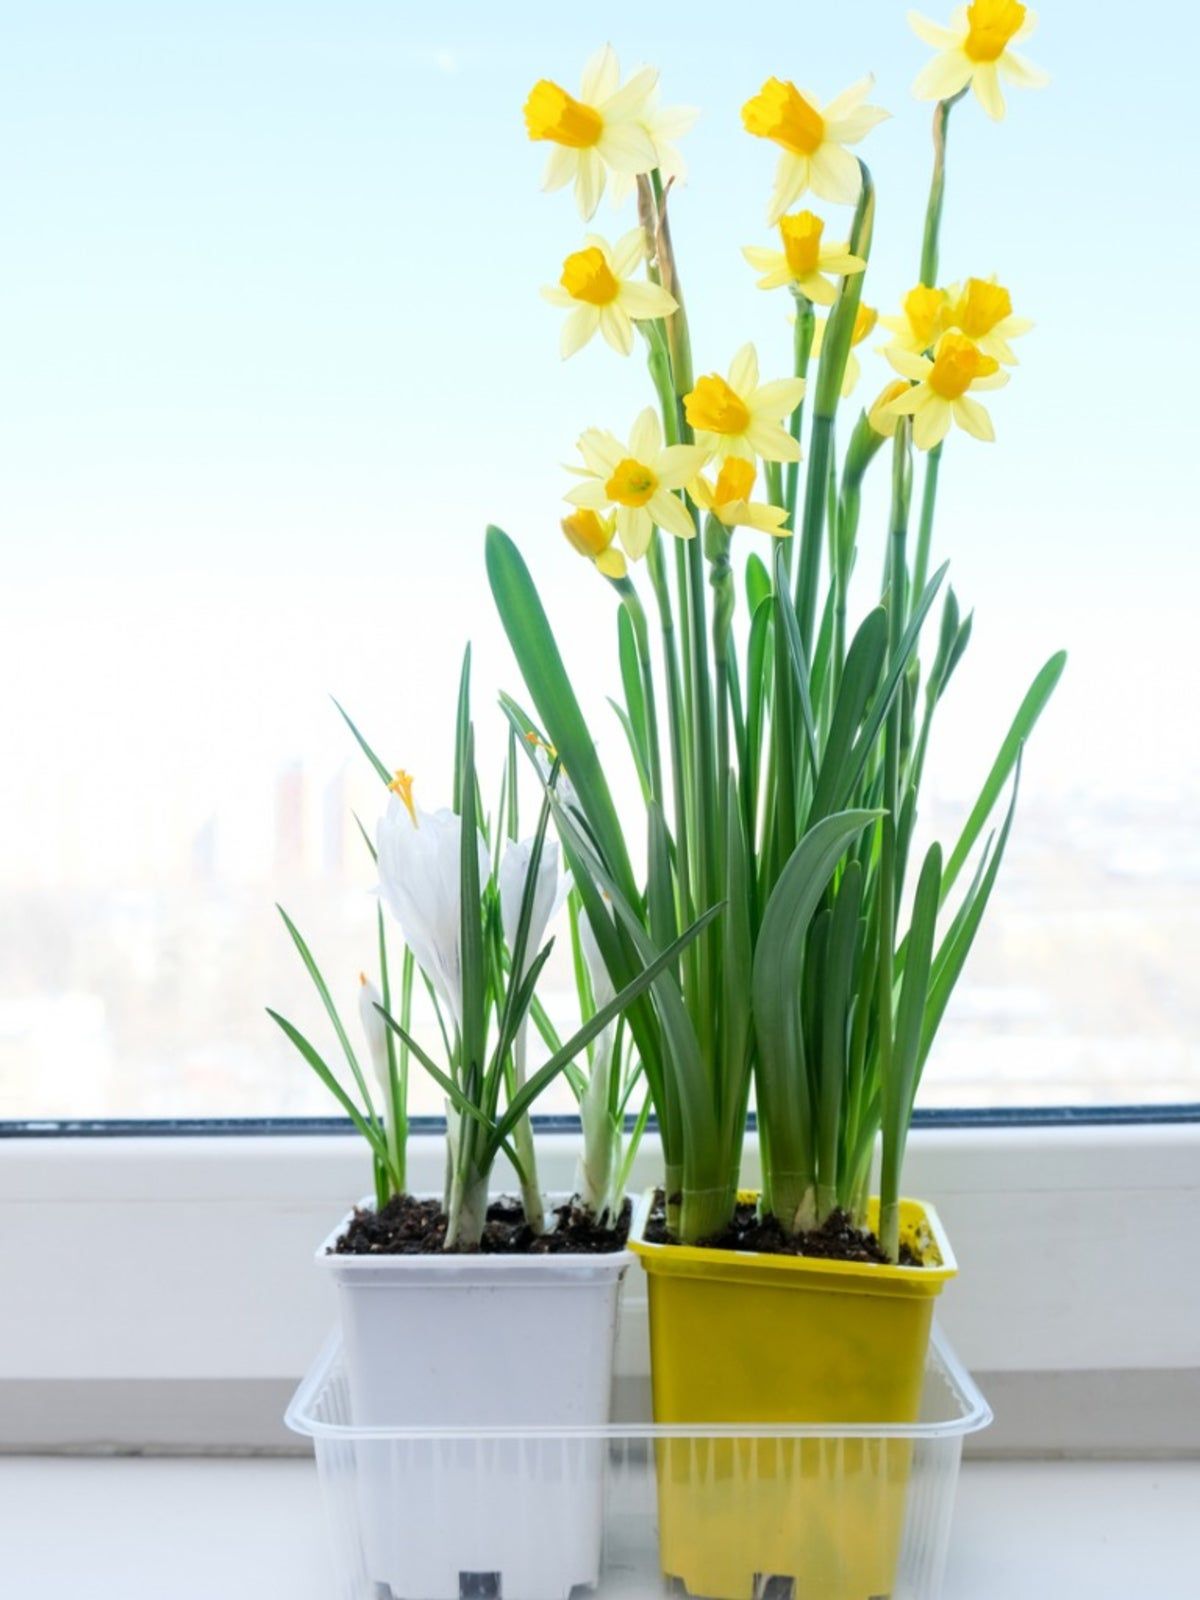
[3,2,1198,884]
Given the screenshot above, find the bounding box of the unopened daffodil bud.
[868,380,912,439]
[561,508,626,579]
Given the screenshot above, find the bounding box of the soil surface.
[644,1192,918,1266]
[332,1194,632,1256]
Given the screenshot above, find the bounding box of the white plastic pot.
[316,1198,633,1600]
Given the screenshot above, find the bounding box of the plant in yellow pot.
[487,14,1061,1599]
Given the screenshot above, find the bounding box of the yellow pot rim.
[628,1190,957,1298]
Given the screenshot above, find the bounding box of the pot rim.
[316,1192,636,1277]
[627,1189,957,1294]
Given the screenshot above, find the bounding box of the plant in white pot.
[270,685,715,1599]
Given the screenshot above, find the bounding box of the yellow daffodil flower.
[561,508,626,579]
[609,88,699,205]
[690,458,790,536]
[909,3,1048,121]
[943,275,1031,364]
[884,331,1009,449]
[741,75,889,222]
[878,284,951,356]
[684,343,806,464]
[565,407,708,559]
[867,380,913,438]
[524,45,659,219]
[741,210,866,305]
[541,229,677,359]
[810,303,878,396]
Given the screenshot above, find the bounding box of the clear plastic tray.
[287,1321,990,1600]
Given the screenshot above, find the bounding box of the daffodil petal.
[611,227,647,277]
[629,406,662,462]
[565,479,609,508]
[884,385,925,417]
[952,395,995,441]
[913,397,952,449]
[972,63,1006,120]
[809,143,862,206]
[580,44,620,104]
[750,377,806,419]
[744,417,801,463]
[599,65,658,120]
[650,490,696,541]
[657,444,712,489]
[886,348,933,382]
[826,105,891,144]
[912,50,975,102]
[574,148,605,219]
[577,428,624,475]
[599,303,634,355]
[619,280,677,319]
[596,120,659,174]
[561,304,599,359]
[999,49,1050,89]
[821,73,874,122]
[767,153,809,224]
[729,342,759,395]
[907,10,959,48]
[542,145,577,193]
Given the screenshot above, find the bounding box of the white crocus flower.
[375,771,489,1037]
[499,834,570,976]
[357,974,390,1097]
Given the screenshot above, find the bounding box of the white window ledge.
[0,1456,1195,1600]
[2,1123,1198,1454]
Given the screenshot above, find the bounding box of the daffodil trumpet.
[493,28,1065,1263]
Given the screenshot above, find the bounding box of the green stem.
[784,292,815,541]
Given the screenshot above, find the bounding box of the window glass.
[3,5,1196,1118]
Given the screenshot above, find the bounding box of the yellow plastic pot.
[629,1191,957,1600]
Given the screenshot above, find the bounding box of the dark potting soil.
[644,1192,919,1266]
[332,1193,632,1256]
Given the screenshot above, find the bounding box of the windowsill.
[0,1456,1195,1599]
